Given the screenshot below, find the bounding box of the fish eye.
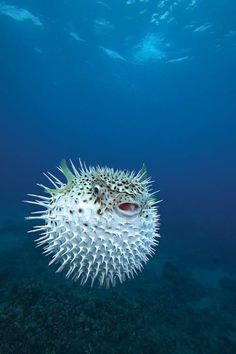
[93,185,102,196]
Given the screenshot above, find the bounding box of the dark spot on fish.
[78,208,83,213]
[84,223,88,227]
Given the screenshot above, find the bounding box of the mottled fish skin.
[25,160,161,287]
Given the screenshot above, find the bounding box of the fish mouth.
[116,202,141,218]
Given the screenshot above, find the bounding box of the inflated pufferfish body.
[26,160,160,287]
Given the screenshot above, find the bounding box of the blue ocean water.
[0,1,236,353]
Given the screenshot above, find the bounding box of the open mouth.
[116,202,141,217]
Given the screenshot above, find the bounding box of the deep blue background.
[0,2,236,353]
[0,0,236,264]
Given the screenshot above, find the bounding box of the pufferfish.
[25,160,161,287]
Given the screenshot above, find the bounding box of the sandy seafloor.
[0,207,235,354]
